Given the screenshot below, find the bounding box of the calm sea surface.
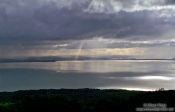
[0,60,175,91]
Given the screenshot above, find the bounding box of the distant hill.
[0,89,175,112]
[0,56,175,63]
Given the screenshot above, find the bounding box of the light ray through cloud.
[75,40,85,60]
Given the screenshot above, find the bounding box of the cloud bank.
[0,0,175,40]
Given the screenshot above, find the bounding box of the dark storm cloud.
[0,0,175,40]
[165,0,175,5]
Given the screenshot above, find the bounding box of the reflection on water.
[55,60,175,73]
[1,60,175,73]
[0,60,175,91]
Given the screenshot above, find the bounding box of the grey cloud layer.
[0,0,175,40]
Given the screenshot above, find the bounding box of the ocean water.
[0,60,175,91]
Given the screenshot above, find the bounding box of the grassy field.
[0,89,174,112]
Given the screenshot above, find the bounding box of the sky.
[1,0,175,91]
[0,0,175,59]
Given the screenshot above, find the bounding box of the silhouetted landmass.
[0,89,175,112]
[1,56,175,63]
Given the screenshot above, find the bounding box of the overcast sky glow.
[0,0,175,59]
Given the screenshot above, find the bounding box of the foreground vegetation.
[0,89,175,112]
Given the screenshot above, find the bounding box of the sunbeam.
[75,40,85,60]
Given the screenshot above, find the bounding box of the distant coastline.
[0,56,175,63]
